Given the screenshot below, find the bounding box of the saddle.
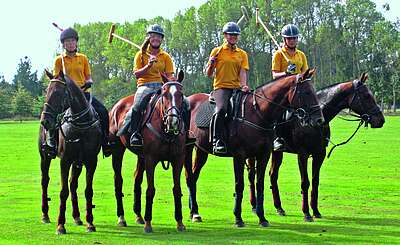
[195,90,244,128]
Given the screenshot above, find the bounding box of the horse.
[108,71,188,233]
[39,70,102,234]
[185,69,325,227]
[247,72,385,222]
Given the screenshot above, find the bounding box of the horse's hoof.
[118,216,127,227]
[136,216,145,224]
[191,214,202,222]
[87,225,96,232]
[56,225,66,235]
[276,208,286,216]
[234,220,245,228]
[177,224,186,232]
[41,214,50,224]
[304,215,314,222]
[144,226,153,233]
[74,217,83,226]
[259,220,270,227]
[313,212,322,218]
[118,220,127,227]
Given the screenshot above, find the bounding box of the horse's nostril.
[317,118,324,125]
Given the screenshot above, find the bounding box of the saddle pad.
[195,101,215,128]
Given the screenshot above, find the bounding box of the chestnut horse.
[247,72,385,221]
[39,71,101,234]
[185,69,324,227]
[108,71,188,233]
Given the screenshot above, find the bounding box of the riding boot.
[44,129,57,159]
[129,109,143,147]
[273,137,286,151]
[183,102,196,146]
[212,114,227,154]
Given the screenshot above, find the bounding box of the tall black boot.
[212,114,227,154]
[129,109,143,147]
[44,129,57,159]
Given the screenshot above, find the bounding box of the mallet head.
[108,24,116,43]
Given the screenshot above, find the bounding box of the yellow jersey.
[208,43,249,90]
[133,47,174,86]
[53,52,91,90]
[272,47,308,74]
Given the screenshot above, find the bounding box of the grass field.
[0,117,399,244]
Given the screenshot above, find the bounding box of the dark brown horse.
[108,71,188,233]
[185,69,324,227]
[39,71,102,234]
[247,72,385,222]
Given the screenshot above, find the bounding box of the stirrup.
[42,144,57,159]
[130,133,143,147]
[213,139,227,154]
[273,138,286,151]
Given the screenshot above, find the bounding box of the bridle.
[160,82,184,136]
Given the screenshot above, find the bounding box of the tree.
[12,84,34,119]
[12,56,44,97]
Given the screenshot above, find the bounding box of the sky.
[0,0,398,82]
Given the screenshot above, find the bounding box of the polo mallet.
[52,22,68,75]
[255,8,290,63]
[108,24,152,57]
[237,5,250,26]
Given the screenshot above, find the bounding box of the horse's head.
[160,70,185,135]
[348,73,385,128]
[287,68,324,127]
[40,70,68,130]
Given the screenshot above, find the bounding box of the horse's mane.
[255,74,292,90]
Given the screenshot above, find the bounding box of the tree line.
[0,0,398,119]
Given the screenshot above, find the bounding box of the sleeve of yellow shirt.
[164,54,175,74]
[83,55,91,80]
[272,51,283,71]
[241,51,249,70]
[53,56,62,78]
[133,51,143,72]
[207,47,219,65]
[301,52,309,73]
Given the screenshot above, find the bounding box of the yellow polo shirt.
[133,47,174,86]
[53,52,91,89]
[208,43,249,90]
[272,47,308,74]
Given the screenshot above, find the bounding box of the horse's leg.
[247,157,256,213]
[133,156,145,224]
[111,142,126,226]
[255,154,270,227]
[188,146,208,222]
[70,165,83,225]
[172,156,185,231]
[310,150,325,218]
[233,156,245,227]
[84,158,98,232]
[40,154,51,223]
[270,151,286,216]
[56,158,71,235]
[298,153,313,222]
[144,157,156,233]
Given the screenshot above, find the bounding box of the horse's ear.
[360,72,368,83]
[45,69,53,80]
[177,70,184,83]
[160,72,169,84]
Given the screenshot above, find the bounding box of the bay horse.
[39,71,102,234]
[185,69,324,227]
[247,72,385,221]
[108,71,188,233]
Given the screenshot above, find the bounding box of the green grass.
[0,117,399,244]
